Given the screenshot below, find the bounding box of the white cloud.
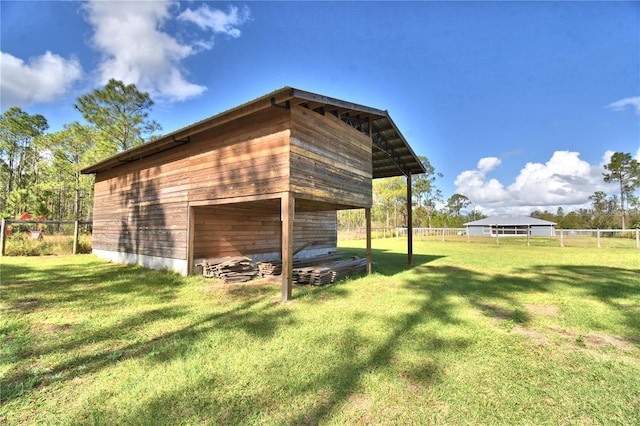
[0,51,83,108]
[477,156,501,172]
[454,151,612,215]
[507,151,599,205]
[83,1,252,102]
[454,157,509,205]
[606,96,640,116]
[178,4,250,38]
[84,0,206,102]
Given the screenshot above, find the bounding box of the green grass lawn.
[2,241,639,425]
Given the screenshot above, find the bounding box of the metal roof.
[464,215,557,226]
[82,87,426,178]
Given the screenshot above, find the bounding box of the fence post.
[636,229,639,249]
[597,229,601,248]
[526,226,531,246]
[0,218,6,257]
[73,220,80,255]
[442,228,445,242]
[560,230,564,247]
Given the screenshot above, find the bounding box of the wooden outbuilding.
[82,87,425,300]
[464,215,556,237]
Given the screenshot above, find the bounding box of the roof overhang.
[81,86,426,178]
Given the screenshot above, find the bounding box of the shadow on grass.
[339,246,446,276]
[1,260,292,406]
[284,251,640,424]
[512,264,640,341]
[2,250,638,424]
[2,259,181,307]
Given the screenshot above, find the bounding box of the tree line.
[2,80,639,230]
[339,152,640,230]
[1,80,160,220]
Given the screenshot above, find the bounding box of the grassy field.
[1,240,639,425]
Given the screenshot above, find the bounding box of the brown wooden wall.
[93,166,190,260]
[193,204,336,259]
[92,105,369,264]
[186,108,292,203]
[92,107,291,260]
[289,105,372,208]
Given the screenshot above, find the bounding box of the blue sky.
[2,1,639,215]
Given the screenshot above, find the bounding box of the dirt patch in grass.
[505,324,639,353]
[548,327,637,350]
[36,323,74,335]
[512,325,549,346]
[343,393,375,424]
[524,304,560,317]
[478,303,636,351]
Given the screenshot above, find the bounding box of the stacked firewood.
[197,256,259,283]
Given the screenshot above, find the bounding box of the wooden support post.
[560,230,564,247]
[187,206,195,275]
[636,229,639,249]
[366,207,372,275]
[526,226,531,246]
[407,172,413,265]
[73,220,80,255]
[281,193,294,302]
[597,229,601,248]
[0,218,6,257]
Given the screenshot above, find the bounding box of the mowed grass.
[1,241,639,425]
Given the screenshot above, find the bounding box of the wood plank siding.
[290,106,372,207]
[91,105,360,269]
[193,204,336,260]
[186,107,292,202]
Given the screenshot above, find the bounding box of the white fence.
[338,227,640,249]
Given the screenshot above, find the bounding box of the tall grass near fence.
[1,241,639,425]
[1,220,92,256]
[3,233,92,256]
